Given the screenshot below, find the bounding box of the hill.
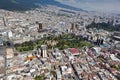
[0,0,84,11]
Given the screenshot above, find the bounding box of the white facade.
[41,45,48,58]
[8,31,13,38]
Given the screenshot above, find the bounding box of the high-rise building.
[96,36,104,46]
[37,23,46,32]
[3,17,7,27]
[41,45,48,58]
[39,23,43,29]
[70,23,79,33]
[93,17,99,23]
[7,31,13,39]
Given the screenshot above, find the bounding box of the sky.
[55,0,120,13]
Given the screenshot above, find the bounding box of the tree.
[34,75,44,80]
[86,22,120,32]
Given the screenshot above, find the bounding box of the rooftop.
[70,48,79,55]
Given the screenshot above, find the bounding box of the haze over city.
[56,0,120,13]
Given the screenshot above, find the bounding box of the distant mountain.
[56,0,120,14]
[0,0,84,11]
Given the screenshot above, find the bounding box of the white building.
[8,30,13,38]
[41,45,48,58]
[6,48,14,59]
[52,48,62,60]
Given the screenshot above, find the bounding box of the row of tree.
[86,22,120,31]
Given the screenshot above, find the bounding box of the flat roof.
[0,46,5,56]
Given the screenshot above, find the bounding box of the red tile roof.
[71,48,79,55]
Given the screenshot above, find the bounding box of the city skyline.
[0,0,120,80]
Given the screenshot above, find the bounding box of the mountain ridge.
[0,0,84,11]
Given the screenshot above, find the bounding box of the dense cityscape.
[0,1,120,80]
